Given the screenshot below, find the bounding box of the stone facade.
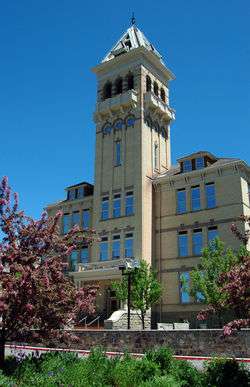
[46,24,250,326]
[19,330,250,358]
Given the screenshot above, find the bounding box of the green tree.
[112,260,162,329]
[184,238,239,326]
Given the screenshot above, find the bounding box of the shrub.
[145,346,173,374]
[140,374,181,387]
[113,355,160,387]
[204,357,250,387]
[171,360,204,387]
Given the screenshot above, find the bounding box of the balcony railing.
[94,90,138,121]
[144,91,175,121]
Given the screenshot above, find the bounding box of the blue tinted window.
[112,237,120,259]
[100,239,108,261]
[180,272,190,303]
[127,116,135,127]
[68,189,75,200]
[82,209,90,228]
[70,250,78,272]
[191,186,201,211]
[193,230,203,255]
[183,160,192,172]
[125,192,134,216]
[125,234,133,258]
[195,157,205,169]
[101,197,109,220]
[103,123,112,135]
[77,187,84,199]
[206,183,216,208]
[178,232,188,257]
[114,120,123,130]
[115,141,121,166]
[113,195,121,218]
[72,211,80,226]
[80,247,89,263]
[177,189,186,214]
[63,214,70,234]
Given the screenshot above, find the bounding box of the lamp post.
[119,258,140,330]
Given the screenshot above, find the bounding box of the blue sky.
[0,0,249,219]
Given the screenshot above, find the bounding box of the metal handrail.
[78,316,87,327]
[87,315,100,329]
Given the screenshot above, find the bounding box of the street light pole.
[127,271,131,330]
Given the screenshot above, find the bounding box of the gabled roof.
[102,25,164,64]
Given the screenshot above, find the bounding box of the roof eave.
[91,47,175,81]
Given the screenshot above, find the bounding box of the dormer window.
[195,157,205,170]
[183,159,192,172]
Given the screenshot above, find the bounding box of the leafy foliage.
[185,238,239,324]
[204,357,250,387]
[0,176,98,368]
[112,260,162,329]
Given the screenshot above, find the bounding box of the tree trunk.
[0,329,5,370]
[141,311,145,330]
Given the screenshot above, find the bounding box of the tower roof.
[102,25,164,64]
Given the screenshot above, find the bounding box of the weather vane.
[131,12,136,26]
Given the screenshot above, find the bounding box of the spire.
[131,13,136,26]
[102,24,164,64]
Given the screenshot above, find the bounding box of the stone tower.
[91,24,175,265]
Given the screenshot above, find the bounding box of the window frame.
[113,194,121,218]
[125,233,133,258]
[191,186,201,212]
[99,237,109,261]
[205,182,216,209]
[125,191,134,216]
[112,235,120,260]
[101,197,109,220]
[192,229,203,256]
[177,189,187,214]
[178,231,188,257]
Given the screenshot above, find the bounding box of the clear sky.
[0,0,249,219]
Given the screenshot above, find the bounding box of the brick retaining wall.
[19,329,250,358]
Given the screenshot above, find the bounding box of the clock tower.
[91,23,175,266]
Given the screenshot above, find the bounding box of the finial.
[131,12,136,26]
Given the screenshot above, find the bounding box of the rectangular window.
[125,233,133,258]
[100,237,108,261]
[191,186,201,211]
[80,247,89,264]
[125,191,134,216]
[72,211,80,226]
[101,197,109,220]
[82,209,90,228]
[177,189,186,214]
[70,250,78,272]
[63,214,70,234]
[180,272,190,303]
[115,141,121,166]
[68,189,76,201]
[205,182,216,208]
[208,226,218,247]
[153,143,159,170]
[192,229,203,255]
[178,231,188,257]
[113,194,121,218]
[112,235,120,259]
[195,157,205,170]
[77,187,84,199]
[183,159,192,172]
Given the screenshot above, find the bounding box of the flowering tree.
[0,176,98,369]
[197,216,250,335]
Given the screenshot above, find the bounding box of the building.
[46,23,250,326]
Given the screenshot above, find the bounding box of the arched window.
[160,88,166,103]
[126,115,136,127]
[146,75,152,92]
[114,77,123,95]
[126,73,134,90]
[153,81,159,96]
[114,119,123,131]
[102,123,112,135]
[103,81,112,100]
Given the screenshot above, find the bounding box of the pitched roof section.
[102,26,164,64]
